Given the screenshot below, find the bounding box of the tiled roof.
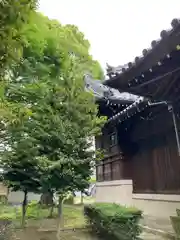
[107,98,150,124]
[84,74,141,103]
[105,18,180,83]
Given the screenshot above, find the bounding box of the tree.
[1,12,105,224]
[0,1,39,226]
[7,58,104,217]
[0,0,38,77]
[1,111,46,226]
[0,0,39,135]
[2,152,44,226]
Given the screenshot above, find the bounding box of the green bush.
[63,195,74,205]
[84,203,142,240]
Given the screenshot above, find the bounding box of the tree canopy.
[0,9,105,223]
[0,0,38,76]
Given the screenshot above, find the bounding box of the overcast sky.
[39,0,180,69]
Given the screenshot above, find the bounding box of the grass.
[0,196,95,231]
[63,205,85,228]
[74,196,95,205]
[0,198,95,240]
[0,202,86,229]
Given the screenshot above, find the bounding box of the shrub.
[84,203,142,240]
[26,201,42,219]
[63,195,74,205]
[0,219,12,240]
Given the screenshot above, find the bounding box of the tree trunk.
[22,190,28,227]
[80,192,83,204]
[57,196,65,238]
[57,196,64,231]
[58,197,63,218]
[47,192,54,218]
[40,192,53,206]
[48,203,54,218]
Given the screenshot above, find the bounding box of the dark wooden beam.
[129,65,180,92]
[113,52,180,100]
[159,74,178,99]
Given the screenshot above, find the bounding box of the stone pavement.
[140,231,166,239]
[141,215,173,234]
[140,214,175,239]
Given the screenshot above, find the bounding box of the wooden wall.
[96,124,131,182]
[96,108,180,194]
[131,111,180,194]
[96,154,132,182]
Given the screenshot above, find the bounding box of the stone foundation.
[96,180,133,206]
[95,180,180,218]
[132,194,180,218]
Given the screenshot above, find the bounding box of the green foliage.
[63,194,74,205]
[2,149,45,193]
[0,0,38,76]
[10,12,104,80]
[89,176,96,184]
[0,202,56,220]
[1,10,105,209]
[84,203,142,240]
[0,0,39,126]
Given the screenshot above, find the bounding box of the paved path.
[140,215,175,239]
[141,215,173,234]
[140,231,165,240]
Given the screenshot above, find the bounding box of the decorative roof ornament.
[171,18,180,28]
[106,62,129,76]
[84,74,142,103]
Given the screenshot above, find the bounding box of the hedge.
[84,203,142,240]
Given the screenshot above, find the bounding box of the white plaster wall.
[8,191,41,204]
[96,180,133,206]
[0,183,8,196]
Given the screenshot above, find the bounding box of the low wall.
[0,183,8,196]
[8,191,41,204]
[0,183,41,204]
[96,180,133,206]
[95,180,180,218]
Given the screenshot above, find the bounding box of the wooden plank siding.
[96,125,126,182]
[96,155,130,182]
[131,110,180,194]
[132,130,180,194]
[96,108,180,194]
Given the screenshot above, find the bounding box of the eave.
[104,18,180,104]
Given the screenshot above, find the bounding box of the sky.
[39,0,180,69]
